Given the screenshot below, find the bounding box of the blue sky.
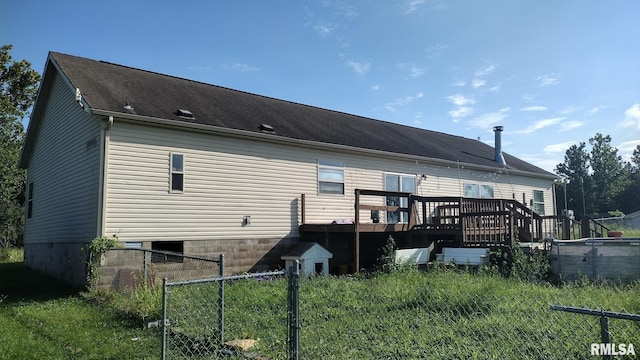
[2,0,640,173]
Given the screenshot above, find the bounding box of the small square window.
[318,161,344,195]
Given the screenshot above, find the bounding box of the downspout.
[96,116,113,237]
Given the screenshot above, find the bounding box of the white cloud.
[447,94,476,106]
[517,117,564,134]
[470,65,495,89]
[337,4,359,18]
[403,0,426,14]
[521,93,537,102]
[544,141,578,153]
[396,63,424,78]
[425,44,450,58]
[449,107,473,119]
[313,22,339,37]
[385,91,424,112]
[229,63,259,72]
[468,107,510,130]
[471,78,486,88]
[559,121,584,132]
[623,103,640,129]
[536,73,559,87]
[452,80,466,87]
[560,106,580,115]
[346,61,371,75]
[587,105,606,115]
[474,65,496,78]
[618,140,640,162]
[371,84,381,91]
[520,106,548,112]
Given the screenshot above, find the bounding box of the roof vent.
[176,109,194,119]
[493,125,506,166]
[259,123,275,133]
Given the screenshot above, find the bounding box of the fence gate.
[159,266,299,359]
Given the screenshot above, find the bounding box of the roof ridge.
[50,52,468,141]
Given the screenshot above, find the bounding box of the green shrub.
[0,247,23,263]
[376,235,396,273]
[81,235,121,288]
[488,244,549,281]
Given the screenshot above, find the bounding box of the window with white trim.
[385,173,416,224]
[318,160,344,195]
[170,153,184,192]
[533,190,545,215]
[463,183,494,198]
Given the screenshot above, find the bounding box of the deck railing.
[301,189,607,243]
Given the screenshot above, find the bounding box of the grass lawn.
[0,257,160,360]
[2,248,639,359]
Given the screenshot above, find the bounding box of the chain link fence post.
[288,260,300,360]
[600,310,611,360]
[218,254,224,346]
[161,277,168,360]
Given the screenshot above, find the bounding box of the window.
[463,183,494,198]
[170,153,184,192]
[318,161,344,195]
[480,185,494,198]
[533,190,545,215]
[27,182,33,218]
[385,173,416,224]
[151,241,184,263]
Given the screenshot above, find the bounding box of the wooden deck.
[300,189,608,272]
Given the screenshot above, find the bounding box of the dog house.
[281,242,333,277]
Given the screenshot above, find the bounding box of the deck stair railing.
[304,190,607,244]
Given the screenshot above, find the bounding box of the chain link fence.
[161,270,293,359]
[294,270,639,359]
[96,250,638,359]
[96,248,223,290]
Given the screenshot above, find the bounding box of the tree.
[0,45,41,248]
[588,133,628,215]
[616,145,640,214]
[555,142,591,217]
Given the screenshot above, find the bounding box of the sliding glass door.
[385,174,416,224]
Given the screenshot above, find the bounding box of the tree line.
[1,45,40,248]
[555,133,640,219]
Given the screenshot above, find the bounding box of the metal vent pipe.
[493,125,506,165]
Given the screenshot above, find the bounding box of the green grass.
[0,253,160,360]
[161,268,640,359]
[2,247,640,359]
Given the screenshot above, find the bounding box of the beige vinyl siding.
[105,121,556,241]
[106,122,320,241]
[23,72,102,244]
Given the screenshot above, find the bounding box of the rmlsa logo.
[591,343,635,356]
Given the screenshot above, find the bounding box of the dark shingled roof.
[48,52,553,176]
[281,242,329,258]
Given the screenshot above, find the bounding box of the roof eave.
[91,109,557,180]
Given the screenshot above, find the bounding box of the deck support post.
[354,189,360,272]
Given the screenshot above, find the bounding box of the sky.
[2,0,640,173]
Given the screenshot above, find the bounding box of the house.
[623,210,640,229]
[20,52,558,286]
